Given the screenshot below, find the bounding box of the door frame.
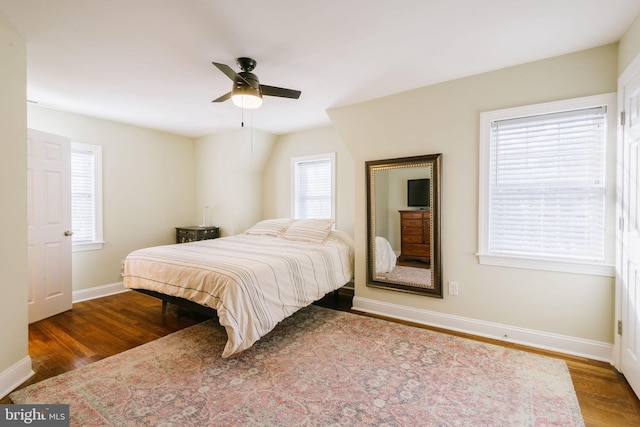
[613,52,640,372]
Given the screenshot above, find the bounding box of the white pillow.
[245,218,294,237]
[283,219,335,243]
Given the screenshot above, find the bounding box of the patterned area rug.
[11,305,584,426]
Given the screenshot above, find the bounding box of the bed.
[123,218,354,357]
[375,236,397,273]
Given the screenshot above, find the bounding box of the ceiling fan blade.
[212,92,232,103]
[260,85,301,99]
[212,62,249,85]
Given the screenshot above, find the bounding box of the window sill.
[477,253,614,277]
[72,241,105,252]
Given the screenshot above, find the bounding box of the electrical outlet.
[448,281,459,296]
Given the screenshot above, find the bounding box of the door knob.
[64,230,73,236]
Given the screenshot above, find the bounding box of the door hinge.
[621,111,626,126]
[619,216,625,231]
[618,320,623,335]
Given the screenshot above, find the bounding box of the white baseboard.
[353,296,613,363]
[72,281,129,303]
[0,356,34,400]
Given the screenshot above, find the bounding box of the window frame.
[290,152,336,221]
[71,141,104,252]
[478,93,616,277]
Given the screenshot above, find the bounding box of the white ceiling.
[1,0,639,138]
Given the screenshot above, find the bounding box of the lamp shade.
[231,85,263,109]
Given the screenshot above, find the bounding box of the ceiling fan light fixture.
[212,58,301,108]
[231,85,263,109]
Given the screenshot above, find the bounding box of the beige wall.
[327,44,619,344]
[27,105,196,291]
[195,129,277,236]
[0,11,29,394]
[262,126,355,237]
[619,11,640,73]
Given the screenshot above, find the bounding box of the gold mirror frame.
[366,154,442,297]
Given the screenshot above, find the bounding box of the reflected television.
[407,178,430,208]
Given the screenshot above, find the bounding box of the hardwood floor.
[0,291,211,405]
[3,290,640,427]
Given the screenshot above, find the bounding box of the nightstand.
[175,226,220,243]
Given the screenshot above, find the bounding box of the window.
[291,153,335,220]
[71,142,104,251]
[478,94,616,276]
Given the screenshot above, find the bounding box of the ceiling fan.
[211,57,301,109]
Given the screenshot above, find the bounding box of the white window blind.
[489,106,607,263]
[71,148,96,243]
[71,142,103,250]
[292,154,335,219]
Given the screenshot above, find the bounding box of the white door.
[27,129,73,323]
[618,56,640,398]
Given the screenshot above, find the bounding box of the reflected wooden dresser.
[398,210,431,265]
[175,226,220,243]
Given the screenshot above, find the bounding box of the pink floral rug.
[11,305,584,426]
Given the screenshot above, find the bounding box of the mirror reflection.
[366,154,442,297]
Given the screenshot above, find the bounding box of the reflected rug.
[11,305,584,426]
[378,265,431,288]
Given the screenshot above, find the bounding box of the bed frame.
[133,289,219,318]
[133,287,345,318]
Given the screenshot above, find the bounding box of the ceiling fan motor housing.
[235,72,261,91]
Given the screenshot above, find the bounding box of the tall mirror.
[366,154,442,297]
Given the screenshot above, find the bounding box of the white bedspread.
[375,236,397,273]
[123,231,353,357]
